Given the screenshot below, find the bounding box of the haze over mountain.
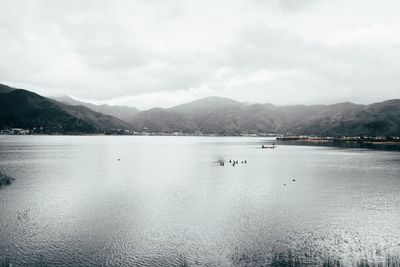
[52,101,132,132]
[1,83,399,136]
[53,95,139,122]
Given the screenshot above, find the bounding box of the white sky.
[1,0,400,109]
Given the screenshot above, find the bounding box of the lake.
[0,136,399,266]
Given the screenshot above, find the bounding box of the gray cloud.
[0,0,399,108]
[216,22,400,105]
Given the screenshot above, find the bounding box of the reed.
[232,249,400,267]
[216,156,225,166]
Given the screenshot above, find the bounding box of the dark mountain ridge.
[0,84,15,94]
[0,89,96,133]
[0,84,133,133]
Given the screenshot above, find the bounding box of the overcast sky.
[1,0,400,109]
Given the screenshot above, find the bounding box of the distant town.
[1,127,399,145]
[0,127,275,136]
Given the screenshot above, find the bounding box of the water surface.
[0,136,399,266]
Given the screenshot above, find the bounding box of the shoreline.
[275,136,400,151]
[1,134,400,143]
[0,133,277,137]
[276,136,400,145]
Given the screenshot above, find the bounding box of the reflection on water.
[0,136,399,266]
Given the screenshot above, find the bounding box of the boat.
[262,144,276,149]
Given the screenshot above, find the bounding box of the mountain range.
[0,83,399,136]
[0,84,131,134]
[129,97,400,136]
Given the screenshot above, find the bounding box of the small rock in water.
[292,179,296,182]
[0,172,14,187]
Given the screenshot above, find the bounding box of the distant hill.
[131,107,194,133]
[53,95,140,122]
[0,89,97,133]
[52,101,133,132]
[0,84,133,134]
[1,83,399,136]
[129,97,400,136]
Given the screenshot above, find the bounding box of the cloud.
[252,0,321,12]
[1,0,400,108]
[203,22,400,105]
